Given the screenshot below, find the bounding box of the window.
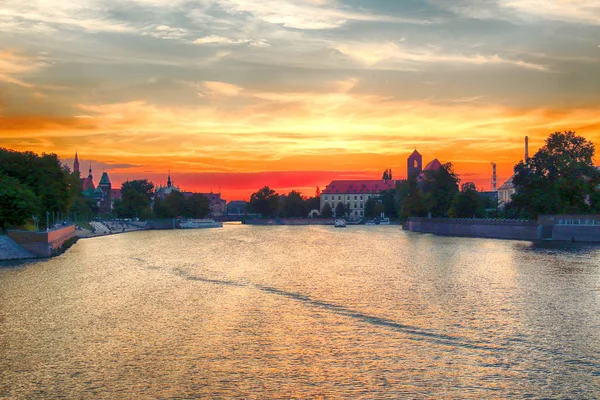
[347,196,350,201]
[324,196,328,200]
[354,211,358,216]
[360,202,363,209]
[354,195,357,200]
[360,195,363,200]
[338,196,341,200]
[360,211,363,216]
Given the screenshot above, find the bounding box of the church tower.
[88,163,93,181]
[407,150,423,179]
[167,171,172,188]
[74,152,80,175]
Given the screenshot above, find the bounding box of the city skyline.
[2,0,599,199]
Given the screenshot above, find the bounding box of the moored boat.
[179,219,223,229]
[334,219,347,228]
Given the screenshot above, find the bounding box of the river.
[1,224,599,398]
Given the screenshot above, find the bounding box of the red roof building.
[320,180,396,220]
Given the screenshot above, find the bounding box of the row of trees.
[248,186,320,218]
[0,148,88,231]
[510,131,600,218]
[111,179,211,220]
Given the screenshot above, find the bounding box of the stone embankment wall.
[7,225,76,257]
[538,214,600,242]
[404,218,539,241]
[243,218,335,225]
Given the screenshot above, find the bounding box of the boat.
[179,219,223,229]
[379,218,390,225]
[334,219,347,228]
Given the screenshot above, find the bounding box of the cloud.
[215,0,434,30]
[334,41,549,71]
[202,81,244,96]
[436,0,600,25]
[0,51,49,87]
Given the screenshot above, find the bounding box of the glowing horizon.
[1,0,599,200]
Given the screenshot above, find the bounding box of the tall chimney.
[525,136,529,162]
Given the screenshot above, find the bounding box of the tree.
[382,168,393,181]
[0,148,72,228]
[163,191,187,218]
[335,202,347,218]
[321,203,333,218]
[117,179,155,218]
[379,189,398,219]
[364,197,378,219]
[186,194,210,218]
[512,131,599,218]
[249,186,280,217]
[304,196,321,213]
[399,177,427,221]
[0,174,39,232]
[449,182,485,218]
[282,190,308,218]
[421,162,460,217]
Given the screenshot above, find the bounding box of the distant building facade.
[320,180,396,219]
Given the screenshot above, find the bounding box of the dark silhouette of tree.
[282,190,308,218]
[382,168,393,181]
[449,182,484,218]
[512,131,599,218]
[186,194,210,218]
[335,202,347,218]
[321,203,333,218]
[421,162,460,217]
[249,186,280,217]
[364,197,378,219]
[115,179,155,218]
[398,177,427,221]
[0,174,39,232]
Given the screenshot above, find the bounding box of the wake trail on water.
[131,257,506,353]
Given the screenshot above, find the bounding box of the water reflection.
[1,225,599,398]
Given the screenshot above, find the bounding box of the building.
[227,200,247,217]
[416,158,443,182]
[154,172,181,199]
[497,137,530,208]
[73,153,118,212]
[320,180,396,220]
[407,150,423,179]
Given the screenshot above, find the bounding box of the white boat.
[179,219,223,229]
[334,219,347,228]
[379,218,390,225]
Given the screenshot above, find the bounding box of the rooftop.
[322,180,396,194]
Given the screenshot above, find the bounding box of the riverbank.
[404,215,600,243]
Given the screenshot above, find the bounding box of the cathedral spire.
[88,163,93,180]
[167,170,172,188]
[74,151,80,174]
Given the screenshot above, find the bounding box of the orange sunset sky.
[1,0,599,200]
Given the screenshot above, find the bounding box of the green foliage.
[512,131,599,218]
[281,190,308,218]
[0,174,39,232]
[249,186,280,217]
[379,189,398,219]
[334,202,348,218]
[186,193,210,219]
[364,197,378,219]
[449,182,485,218]
[115,179,155,219]
[304,196,321,212]
[382,168,393,181]
[421,162,460,217]
[0,148,76,228]
[321,203,333,218]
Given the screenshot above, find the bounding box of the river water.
[1,224,599,398]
